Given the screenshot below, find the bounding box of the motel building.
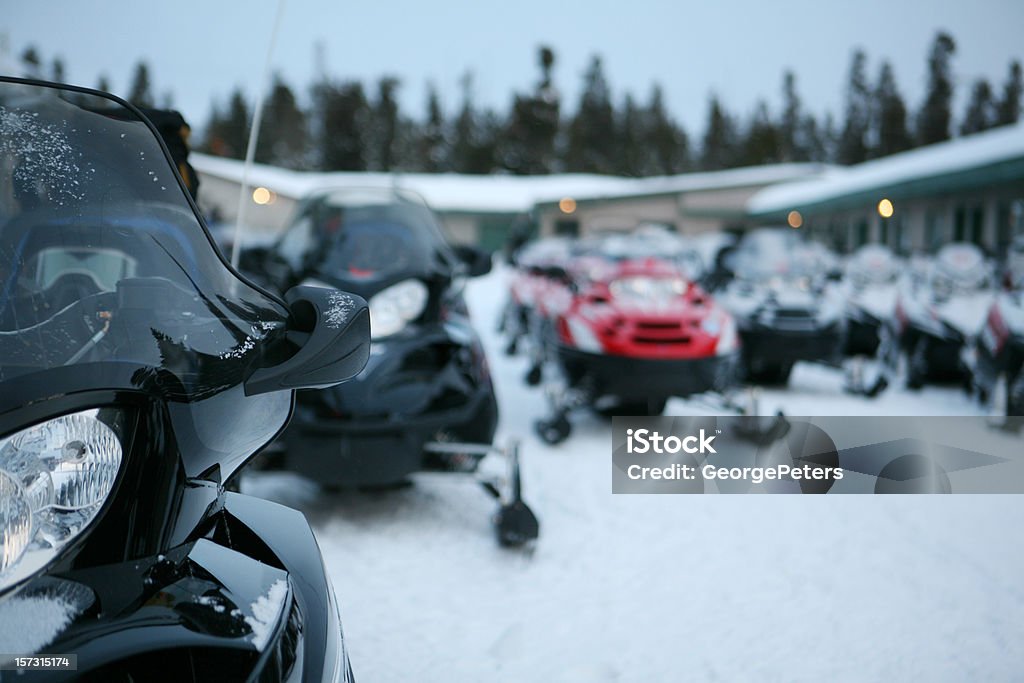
[746,121,1024,259]
[532,164,828,238]
[191,154,830,251]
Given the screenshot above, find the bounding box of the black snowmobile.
[0,77,365,680]
[882,242,995,389]
[245,187,538,547]
[714,228,845,385]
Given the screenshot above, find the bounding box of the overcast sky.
[4,0,1023,136]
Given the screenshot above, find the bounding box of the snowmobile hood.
[929,242,992,296]
[931,291,997,337]
[846,283,899,321]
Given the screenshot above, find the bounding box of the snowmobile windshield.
[735,229,822,282]
[0,79,289,401]
[932,243,990,294]
[848,245,898,286]
[299,188,457,285]
[594,234,704,281]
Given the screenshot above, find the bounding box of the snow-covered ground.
[246,266,1024,682]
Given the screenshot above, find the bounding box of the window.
[969,205,985,246]
[954,205,966,242]
[555,220,579,237]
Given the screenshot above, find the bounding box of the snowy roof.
[191,153,827,215]
[531,163,831,206]
[748,122,1024,217]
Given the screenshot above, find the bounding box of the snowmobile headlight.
[609,277,686,307]
[0,409,124,593]
[368,279,429,339]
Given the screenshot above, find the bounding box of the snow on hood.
[934,292,996,336]
[0,593,78,656]
[847,284,900,320]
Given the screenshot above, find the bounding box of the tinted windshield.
[587,233,704,281]
[0,79,288,400]
[284,188,457,284]
[933,243,990,292]
[735,229,822,281]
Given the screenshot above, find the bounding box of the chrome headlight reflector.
[0,409,123,592]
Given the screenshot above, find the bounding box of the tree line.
[20,32,1024,176]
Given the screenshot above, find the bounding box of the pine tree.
[128,61,155,108]
[51,57,66,83]
[500,46,561,174]
[995,60,1022,126]
[960,79,996,136]
[208,88,251,159]
[256,74,309,168]
[873,61,912,157]
[837,49,870,165]
[616,94,645,176]
[800,115,829,162]
[779,71,808,161]
[564,56,617,173]
[738,101,781,166]
[700,94,737,170]
[316,81,369,171]
[366,77,400,171]
[642,85,688,174]
[96,74,112,93]
[450,73,501,174]
[916,32,956,146]
[821,113,839,163]
[416,84,448,172]
[20,46,41,75]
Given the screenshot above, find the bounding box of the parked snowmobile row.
[502,226,1024,440]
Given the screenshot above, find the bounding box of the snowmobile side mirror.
[244,285,370,396]
[453,244,493,277]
